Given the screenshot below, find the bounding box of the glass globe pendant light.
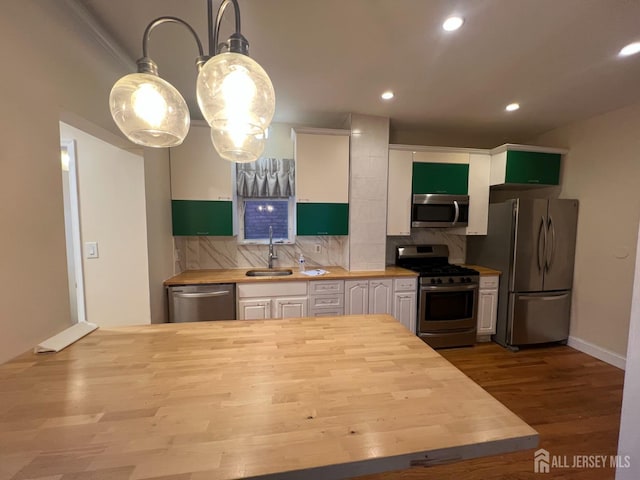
[108,1,276,164]
[109,63,190,148]
[109,18,207,148]
[197,32,275,162]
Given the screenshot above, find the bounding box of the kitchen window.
[236,158,296,244]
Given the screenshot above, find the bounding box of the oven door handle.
[421,284,478,292]
[452,200,460,226]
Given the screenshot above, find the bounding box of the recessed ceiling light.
[381,91,394,100]
[505,103,520,112]
[442,16,464,32]
[619,42,640,57]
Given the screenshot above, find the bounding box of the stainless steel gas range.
[396,244,479,348]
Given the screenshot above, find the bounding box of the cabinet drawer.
[309,293,344,309]
[394,277,417,292]
[309,280,344,295]
[309,307,345,317]
[238,281,307,298]
[479,275,499,289]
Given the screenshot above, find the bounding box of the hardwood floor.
[357,342,625,480]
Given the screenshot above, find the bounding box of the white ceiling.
[77,0,640,147]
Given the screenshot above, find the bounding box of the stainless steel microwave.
[412,194,469,228]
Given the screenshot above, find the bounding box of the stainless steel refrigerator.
[467,198,579,349]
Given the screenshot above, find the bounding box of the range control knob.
[430,278,436,284]
[448,278,454,283]
[460,277,467,283]
[437,278,443,284]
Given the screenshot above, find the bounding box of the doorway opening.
[60,139,87,324]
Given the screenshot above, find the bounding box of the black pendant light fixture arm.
[109,0,275,155]
[209,0,249,56]
[137,16,208,75]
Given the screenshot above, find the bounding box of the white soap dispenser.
[298,253,306,272]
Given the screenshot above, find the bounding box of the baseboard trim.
[567,336,626,370]
[35,322,98,353]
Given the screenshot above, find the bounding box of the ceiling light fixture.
[109,0,275,163]
[442,16,464,32]
[619,42,640,57]
[505,103,520,112]
[381,91,394,100]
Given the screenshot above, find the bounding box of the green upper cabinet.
[296,203,349,236]
[293,127,350,235]
[490,145,564,187]
[169,124,235,236]
[412,162,469,195]
[171,200,233,236]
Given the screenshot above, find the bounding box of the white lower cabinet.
[236,277,417,326]
[345,278,394,316]
[345,280,369,315]
[477,275,499,340]
[309,280,345,317]
[274,297,308,318]
[393,278,417,332]
[239,299,272,320]
[237,282,308,320]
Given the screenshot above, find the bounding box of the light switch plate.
[85,241,99,259]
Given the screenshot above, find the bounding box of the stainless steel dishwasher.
[168,284,236,323]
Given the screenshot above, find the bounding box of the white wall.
[534,102,640,360]
[616,221,640,479]
[60,123,151,327]
[0,1,134,363]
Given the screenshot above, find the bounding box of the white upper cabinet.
[293,128,350,203]
[387,148,413,236]
[458,153,491,236]
[412,151,470,165]
[169,124,234,201]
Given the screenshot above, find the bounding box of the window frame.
[236,196,296,245]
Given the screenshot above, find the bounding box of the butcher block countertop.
[0,315,537,480]
[463,264,502,276]
[164,265,417,286]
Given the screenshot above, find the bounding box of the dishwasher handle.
[173,291,230,299]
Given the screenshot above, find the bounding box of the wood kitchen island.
[0,315,537,480]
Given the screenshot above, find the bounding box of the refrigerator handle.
[546,215,556,271]
[537,216,546,272]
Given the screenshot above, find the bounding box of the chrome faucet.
[268,225,278,269]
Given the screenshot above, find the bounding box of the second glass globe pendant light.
[109,0,275,163]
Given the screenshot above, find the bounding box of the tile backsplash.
[385,230,466,265]
[174,231,465,274]
[174,236,348,272]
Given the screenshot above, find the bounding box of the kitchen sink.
[245,269,293,277]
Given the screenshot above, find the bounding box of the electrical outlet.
[314,244,321,253]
